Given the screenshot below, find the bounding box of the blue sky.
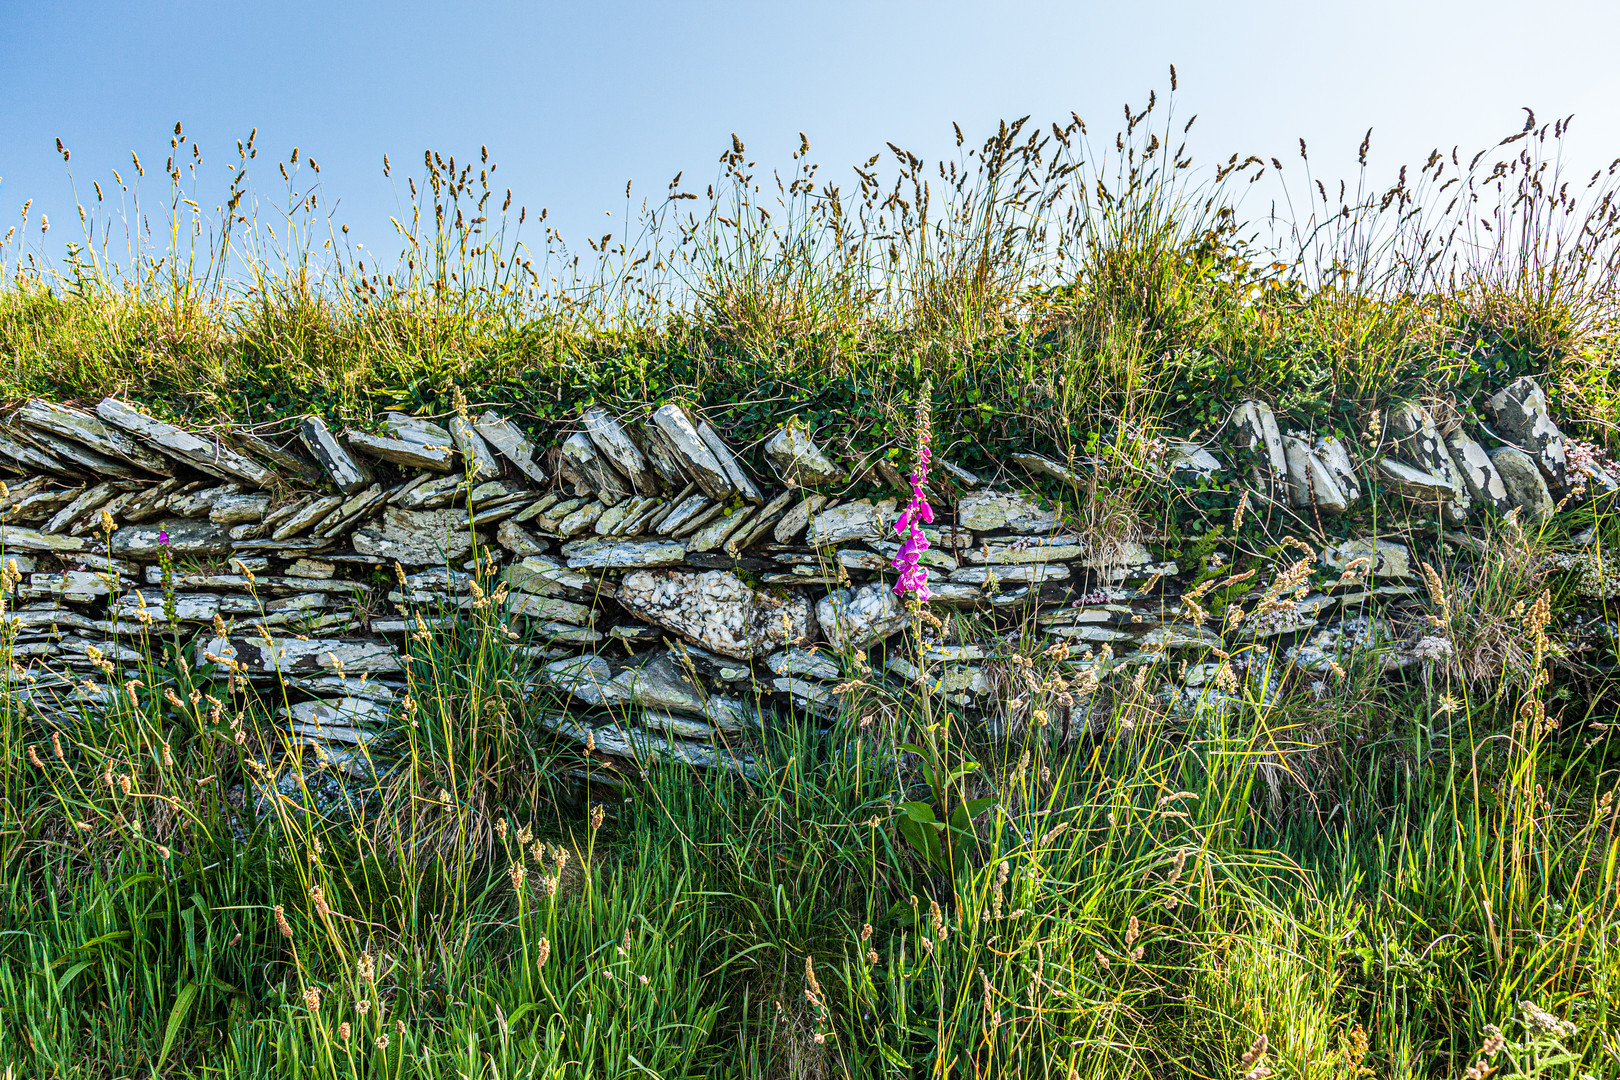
[4,0,1619,270]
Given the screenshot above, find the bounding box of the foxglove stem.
[892,417,934,601]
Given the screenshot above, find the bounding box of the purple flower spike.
[891,393,935,603]
[157,529,170,546]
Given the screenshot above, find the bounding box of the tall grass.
[4,80,1619,458]
[2,513,1618,1076]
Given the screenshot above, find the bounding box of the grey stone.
[1230,400,1288,484]
[640,430,691,488]
[1485,377,1568,488]
[285,698,389,743]
[593,495,652,536]
[1444,429,1512,515]
[964,538,1084,565]
[732,489,794,550]
[111,518,229,560]
[537,713,755,775]
[115,477,184,524]
[935,459,981,488]
[1136,625,1225,650]
[1166,440,1222,481]
[496,519,548,555]
[1011,452,1082,485]
[772,494,828,543]
[582,408,661,495]
[448,413,502,483]
[956,490,1058,533]
[668,501,726,539]
[649,405,735,501]
[506,592,594,624]
[764,647,841,681]
[764,425,844,487]
[836,548,889,571]
[1282,435,1351,514]
[96,398,272,485]
[618,568,813,659]
[15,399,171,476]
[472,412,548,484]
[655,493,714,536]
[1487,446,1556,520]
[201,635,403,675]
[538,656,621,705]
[609,653,751,729]
[381,412,453,446]
[351,506,482,565]
[0,431,80,477]
[209,493,272,526]
[298,416,372,494]
[948,563,1069,585]
[344,429,455,472]
[808,500,889,546]
[314,484,390,537]
[169,483,241,518]
[926,581,986,606]
[696,421,763,502]
[232,431,323,485]
[43,482,118,535]
[0,525,86,553]
[1322,538,1411,580]
[1313,435,1361,502]
[284,558,336,579]
[560,432,633,505]
[772,677,845,717]
[23,570,119,603]
[817,582,909,650]
[395,474,467,510]
[554,500,606,537]
[1378,459,1468,523]
[685,506,756,553]
[6,486,83,523]
[273,495,344,540]
[13,422,143,478]
[561,537,687,570]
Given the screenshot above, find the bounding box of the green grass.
[3,82,1620,1077]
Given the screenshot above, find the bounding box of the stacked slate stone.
[0,377,1603,781]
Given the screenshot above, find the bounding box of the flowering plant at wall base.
[892,387,935,603]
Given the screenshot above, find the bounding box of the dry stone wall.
[0,377,1605,781]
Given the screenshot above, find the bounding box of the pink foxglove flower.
[892,391,935,602]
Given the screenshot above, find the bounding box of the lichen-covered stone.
[956,490,1058,533]
[472,412,549,484]
[1444,429,1511,515]
[562,537,687,570]
[764,425,844,486]
[816,582,908,650]
[649,405,735,500]
[619,568,812,659]
[111,518,229,559]
[1488,446,1555,520]
[560,432,632,504]
[201,635,403,675]
[1485,377,1567,489]
[808,500,890,546]
[97,398,271,484]
[583,408,661,495]
[298,415,372,494]
[351,507,481,565]
[1230,400,1288,484]
[1321,538,1411,579]
[1282,435,1351,515]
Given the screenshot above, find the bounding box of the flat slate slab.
[97,398,272,485]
